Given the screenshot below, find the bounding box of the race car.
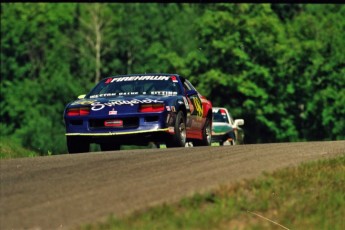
[63,74,213,153]
[211,107,244,145]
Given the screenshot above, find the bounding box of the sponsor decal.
[190,117,204,129]
[71,100,96,105]
[90,93,117,98]
[90,92,139,98]
[191,119,203,129]
[150,91,177,96]
[104,119,122,127]
[171,76,178,83]
[191,96,203,117]
[168,126,175,134]
[109,109,117,115]
[118,92,139,96]
[110,75,170,83]
[91,98,164,111]
[105,78,112,84]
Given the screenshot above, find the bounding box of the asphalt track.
[1,141,344,230]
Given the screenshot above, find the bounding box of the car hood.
[212,122,233,133]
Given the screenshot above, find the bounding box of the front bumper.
[211,131,234,143]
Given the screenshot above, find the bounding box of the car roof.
[213,107,228,111]
[108,73,180,78]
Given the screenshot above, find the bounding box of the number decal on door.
[191,96,203,117]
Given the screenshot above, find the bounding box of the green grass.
[81,154,345,230]
[0,139,160,157]
[0,137,39,159]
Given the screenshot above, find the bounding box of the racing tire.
[222,132,236,146]
[230,132,236,145]
[222,140,235,146]
[166,111,187,148]
[193,117,212,146]
[67,136,90,154]
[100,143,121,151]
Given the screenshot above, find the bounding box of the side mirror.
[234,119,244,126]
[186,90,197,97]
[78,94,86,99]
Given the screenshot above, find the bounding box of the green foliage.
[188,3,344,143]
[1,3,344,154]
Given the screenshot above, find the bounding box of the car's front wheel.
[166,111,186,148]
[67,136,90,154]
[221,140,235,146]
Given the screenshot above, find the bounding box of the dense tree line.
[1,3,344,154]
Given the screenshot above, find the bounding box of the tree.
[189,4,295,143]
[1,3,80,154]
[75,3,117,84]
[286,4,345,140]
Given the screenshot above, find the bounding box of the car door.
[183,80,204,134]
[227,110,244,144]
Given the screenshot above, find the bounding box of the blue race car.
[63,74,213,153]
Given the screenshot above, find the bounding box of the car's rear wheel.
[193,117,212,146]
[67,136,90,154]
[100,143,121,151]
[229,132,236,145]
[166,111,186,148]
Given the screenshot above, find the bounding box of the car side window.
[181,79,191,94]
[227,112,234,125]
[185,80,197,91]
[183,82,191,91]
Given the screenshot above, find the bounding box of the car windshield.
[213,111,229,123]
[87,75,182,98]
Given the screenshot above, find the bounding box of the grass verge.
[0,137,39,159]
[81,154,345,230]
